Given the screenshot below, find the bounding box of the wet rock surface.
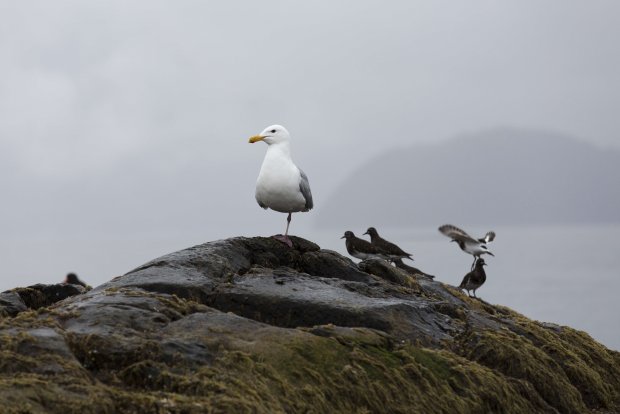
[1,283,85,316]
[0,236,619,413]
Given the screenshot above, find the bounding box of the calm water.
[2,224,618,351]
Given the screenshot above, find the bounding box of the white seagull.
[249,125,313,247]
[438,224,495,270]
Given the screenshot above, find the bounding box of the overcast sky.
[1,1,619,291]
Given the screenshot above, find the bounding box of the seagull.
[64,273,87,288]
[438,224,495,270]
[363,227,413,262]
[249,125,313,247]
[459,258,487,298]
[341,231,388,261]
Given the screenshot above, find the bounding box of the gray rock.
[0,291,28,316]
[1,283,85,316]
[0,236,617,414]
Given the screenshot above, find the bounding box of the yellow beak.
[248,135,264,143]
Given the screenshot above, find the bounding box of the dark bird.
[64,273,87,288]
[458,258,487,298]
[341,231,388,261]
[363,227,413,262]
[438,224,495,270]
[392,258,435,280]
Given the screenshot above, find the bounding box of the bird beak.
[362,231,368,235]
[248,135,265,143]
[487,252,495,257]
[340,235,346,239]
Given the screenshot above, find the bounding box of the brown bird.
[341,231,388,261]
[364,227,413,261]
[458,258,487,298]
[64,273,87,288]
[392,258,435,280]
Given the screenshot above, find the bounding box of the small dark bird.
[64,273,87,288]
[363,227,413,261]
[438,224,495,270]
[341,231,388,260]
[459,258,487,298]
[392,258,435,279]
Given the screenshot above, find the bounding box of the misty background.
[1,2,619,348]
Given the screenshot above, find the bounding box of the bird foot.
[272,234,293,248]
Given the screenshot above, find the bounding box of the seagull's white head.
[249,125,290,145]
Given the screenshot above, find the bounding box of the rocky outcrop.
[0,236,619,413]
[0,283,85,317]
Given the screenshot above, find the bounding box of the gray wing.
[299,169,313,211]
[438,224,477,243]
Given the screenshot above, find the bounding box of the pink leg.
[273,213,293,248]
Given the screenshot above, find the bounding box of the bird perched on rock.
[341,231,388,261]
[392,258,435,280]
[249,125,313,248]
[64,273,87,288]
[438,224,495,270]
[363,227,413,262]
[458,258,487,298]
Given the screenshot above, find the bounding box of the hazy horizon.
[318,127,620,227]
[2,127,618,291]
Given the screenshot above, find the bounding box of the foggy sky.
[1,1,620,290]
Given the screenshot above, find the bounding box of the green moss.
[7,323,547,414]
[65,332,162,372]
[554,327,620,398]
[2,283,619,413]
[409,347,453,380]
[0,373,116,414]
[457,328,591,414]
[0,319,611,414]
[168,329,555,413]
[489,310,620,410]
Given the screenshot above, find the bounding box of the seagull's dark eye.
[270,129,276,133]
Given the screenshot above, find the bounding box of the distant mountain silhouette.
[317,128,620,227]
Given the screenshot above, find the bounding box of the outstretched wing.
[438,224,477,243]
[483,231,496,243]
[299,169,313,211]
